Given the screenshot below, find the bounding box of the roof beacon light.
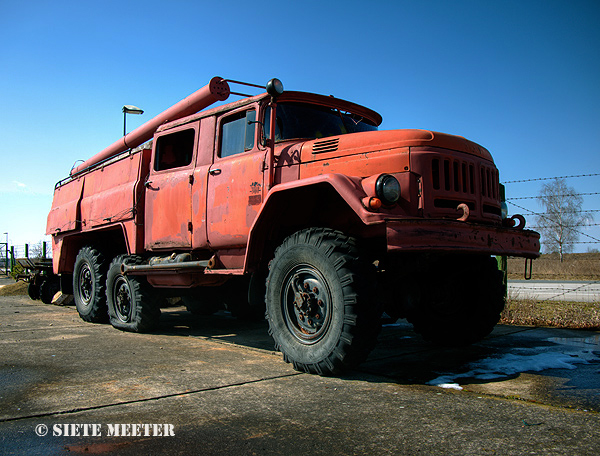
[266,78,284,97]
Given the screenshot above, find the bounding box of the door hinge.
[188,221,193,232]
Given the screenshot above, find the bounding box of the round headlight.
[375,174,400,205]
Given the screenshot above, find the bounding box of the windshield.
[264,102,378,142]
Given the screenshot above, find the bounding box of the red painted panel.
[192,116,216,250]
[206,150,266,249]
[78,152,142,231]
[144,125,198,250]
[46,177,84,235]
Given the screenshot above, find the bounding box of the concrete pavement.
[0,291,599,455]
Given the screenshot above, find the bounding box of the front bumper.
[386,219,540,258]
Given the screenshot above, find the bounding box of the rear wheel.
[106,255,160,333]
[28,281,40,300]
[406,255,505,346]
[266,228,380,375]
[73,247,109,323]
[40,278,60,304]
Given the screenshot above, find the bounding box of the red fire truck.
[44,77,540,374]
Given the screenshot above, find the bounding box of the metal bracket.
[524,258,533,280]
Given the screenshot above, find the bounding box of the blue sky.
[1,0,599,251]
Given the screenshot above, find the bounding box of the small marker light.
[362,197,382,211]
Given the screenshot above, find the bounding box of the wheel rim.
[78,264,93,305]
[282,265,332,344]
[113,276,132,322]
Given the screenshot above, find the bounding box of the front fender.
[244,174,383,271]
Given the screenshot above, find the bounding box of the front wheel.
[406,255,505,346]
[265,228,380,375]
[106,256,161,333]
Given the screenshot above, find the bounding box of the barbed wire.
[534,209,600,215]
[507,200,600,244]
[563,241,600,245]
[527,223,600,229]
[504,173,600,184]
[504,173,600,243]
[508,281,599,303]
[506,192,600,201]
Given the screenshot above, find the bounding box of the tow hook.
[456,203,470,222]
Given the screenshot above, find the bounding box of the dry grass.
[500,298,600,330]
[0,281,28,296]
[508,252,600,280]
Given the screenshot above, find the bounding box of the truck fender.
[244,174,380,271]
[51,224,130,276]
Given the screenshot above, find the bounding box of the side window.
[155,129,195,171]
[220,110,256,158]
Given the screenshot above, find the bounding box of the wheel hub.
[114,277,132,322]
[79,265,93,304]
[284,267,331,343]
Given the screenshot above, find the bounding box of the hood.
[300,129,494,164]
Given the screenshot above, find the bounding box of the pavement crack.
[0,372,302,424]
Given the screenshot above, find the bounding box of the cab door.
[206,107,266,249]
[144,125,197,250]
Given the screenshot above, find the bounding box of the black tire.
[406,255,505,346]
[73,246,109,323]
[40,278,60,304]
[106,255,160,333]
[265,228,380,375]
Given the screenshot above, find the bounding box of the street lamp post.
[122,105,144,137]
[2,232,7,276]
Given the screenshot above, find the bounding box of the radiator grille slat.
[430,156,500,218]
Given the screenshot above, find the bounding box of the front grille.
[432,158,498,198]
[480,166,498,199]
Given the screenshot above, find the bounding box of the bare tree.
[29,241,48,259]
[535,178,593,262]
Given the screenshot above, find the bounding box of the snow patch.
[428,336,599,389]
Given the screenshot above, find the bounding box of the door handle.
[145,180,159,190]
[209,168,222,176]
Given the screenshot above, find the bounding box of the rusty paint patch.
[248,195,262,205]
